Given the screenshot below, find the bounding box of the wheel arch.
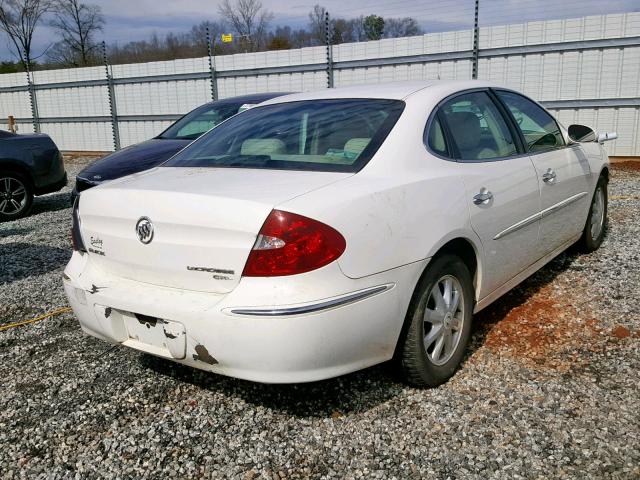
[423,232,483,296]
[432,237,480,292]
[0,159,34,187]
[392,235,482,362]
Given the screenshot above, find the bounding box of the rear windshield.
[164,99,405,173]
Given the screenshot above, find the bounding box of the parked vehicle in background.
[71,93,289,201]
[64,81,614,387]
[0,130,66,221]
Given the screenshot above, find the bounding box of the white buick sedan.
[64,81,613,386]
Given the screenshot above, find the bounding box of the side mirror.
[568,124,596,143]
[596,131,618,144]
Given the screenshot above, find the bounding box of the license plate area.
[122,312,186,359]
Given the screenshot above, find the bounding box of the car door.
[494,90,592,255]
[433,90,541,298]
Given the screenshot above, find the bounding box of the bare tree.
[48,0,103,66]
[0,0,52,67]
[383,17,421,38]
[349,16,365,42]
[190,20,228,55]
[218,0,273,51]
[308,4,326,45]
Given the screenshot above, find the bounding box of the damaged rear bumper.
[63,252,424,383]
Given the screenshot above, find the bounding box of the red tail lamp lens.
[242,210,346,277]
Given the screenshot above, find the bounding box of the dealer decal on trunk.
[88,236,105,256]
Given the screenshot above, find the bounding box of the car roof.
[259,80,498,105]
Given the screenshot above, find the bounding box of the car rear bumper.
[35,171,67,196]
[63,252,424,383]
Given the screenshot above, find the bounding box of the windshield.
[159,103,244,140]
[164,99,405,173]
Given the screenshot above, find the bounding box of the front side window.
[165,99,405,173]
[496,90,565,153]
[159,103,243,140]
[439,91,518,161]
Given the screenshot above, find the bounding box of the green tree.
[363,14,384,41]
[0,60,20,72]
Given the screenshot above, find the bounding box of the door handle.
[542,168,557,184]
[473,188,493,205]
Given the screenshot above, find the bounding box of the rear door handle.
[542,169,557,183]
[473,189,493,205]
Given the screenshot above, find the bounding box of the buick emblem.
[135,217,154,244]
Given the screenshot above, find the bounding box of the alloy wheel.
[0,177,28,216]
[423,275,465,366]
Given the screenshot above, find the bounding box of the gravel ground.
[0,159,638,479]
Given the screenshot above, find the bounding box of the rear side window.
[495,90,565,153]
[439,91,518,161]
[426,115,449,157]
[165,99,405,173]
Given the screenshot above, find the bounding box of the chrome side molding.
[228,284,395,317]
[494,211,541,240]
[541,191,588,217]
[494,191,588,240]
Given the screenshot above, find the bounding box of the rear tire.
[398,254,474,387]
[578,175,607,253]
[0,173,33,222]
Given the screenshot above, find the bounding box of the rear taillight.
[242,210,346,277]
[71,196,86,252]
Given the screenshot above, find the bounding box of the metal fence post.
[325,12,334,88]
[206,26,219,101]
[472,0,480,79]
[24,53,40,133]
[102,41,121,151]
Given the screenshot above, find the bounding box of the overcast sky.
[1,0,638,62]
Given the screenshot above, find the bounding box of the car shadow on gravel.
[30,192,72,216]
[141,245,588,419]
[0,226,33,238]
[141,354,405,418]
[0,243,70,284]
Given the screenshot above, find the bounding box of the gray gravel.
[1,159,638,479]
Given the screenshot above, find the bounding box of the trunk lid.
[79,167,350,293]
